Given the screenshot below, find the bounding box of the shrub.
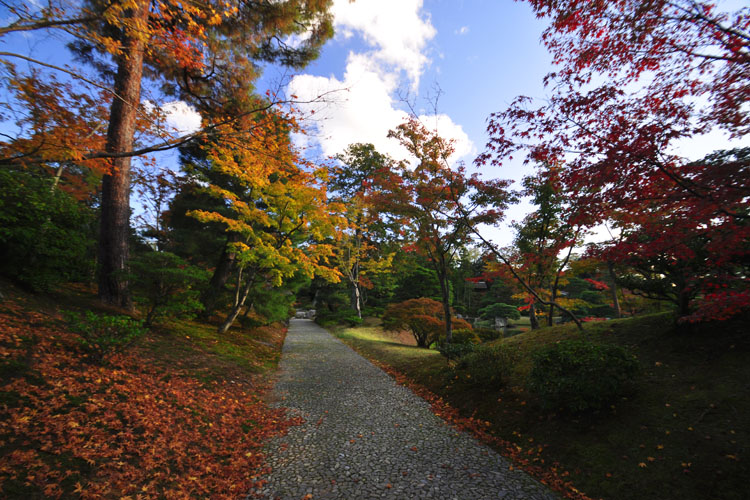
[436,328,480,346]
[479,303,521,321]
[362,305,385,318]
[590,303,616,318]
[64,311,147,363]
[437,342,476,362]
[474,327,501,343]
[457,345,517,389]
[129,252,208,327]
[315,308,362,327]
[527,340,639,413]
[580,290,605,304]
[0,169,95,291]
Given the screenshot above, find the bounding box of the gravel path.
[251,319,557,500]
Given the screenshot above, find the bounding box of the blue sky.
[259,0,553,246]
[263,0,552,246]
[274,0,746,247]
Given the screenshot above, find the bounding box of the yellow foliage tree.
[187,108,342,333]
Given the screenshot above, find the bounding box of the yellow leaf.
[638,462,647,468]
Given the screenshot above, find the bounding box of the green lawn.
[330,314,749,500]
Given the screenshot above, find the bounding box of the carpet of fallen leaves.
[0,299,301,499]
[344,344,594,500]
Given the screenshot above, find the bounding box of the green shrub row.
[527,340,639,413]
[457,345,518,390]
[443,338,640,413]
[315,308,363,327]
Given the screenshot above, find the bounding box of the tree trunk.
[529,302,540,330]
[677,288,691,318]
[201,233,240,317]
[218,269,257,334]
[241,301,254,320]
[350,283,362,319]
[349,256,362,318]
[438,272,453,343]
[348,226,363,318]
[607,261,622,318]
[97,1,149,308]
[547,289,557,326]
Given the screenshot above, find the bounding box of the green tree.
[0,168,95,291]
[382,117,512,343]
[129,251,208,327]
[330,143,396,318]
[0,0,335,308]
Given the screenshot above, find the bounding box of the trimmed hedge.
[527,340,639,413]
[457,345,517,390]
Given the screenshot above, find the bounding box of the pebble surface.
[251,319,558,500]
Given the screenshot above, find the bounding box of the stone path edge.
[326,327,589,500]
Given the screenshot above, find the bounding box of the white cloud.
[161,101,202,135]
[289,53,409,160]
[290,53,473,164]
[331,0,435,87]
[288,0,473,166]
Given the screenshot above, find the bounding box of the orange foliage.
[0,299,300,498]
[382,298,472,347]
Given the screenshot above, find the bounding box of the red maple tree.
[478,0,750,321]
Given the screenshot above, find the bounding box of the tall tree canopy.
[329,143,396,318]
[479,0,750,321]
[0,0,334,307]
[382,117,513,342]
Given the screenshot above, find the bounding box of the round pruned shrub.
[478,303,521,321]
[473,327,501,343]
[437,342,476,362]
[527,340,639,413]
[437,328,480,346]
[457,345,517,390]
[315,308,363,327]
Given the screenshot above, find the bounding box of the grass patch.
[331,313,749,500]
[139,318,285,383]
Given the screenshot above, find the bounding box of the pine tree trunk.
[201,233,239,317]
[97,1,149,308]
